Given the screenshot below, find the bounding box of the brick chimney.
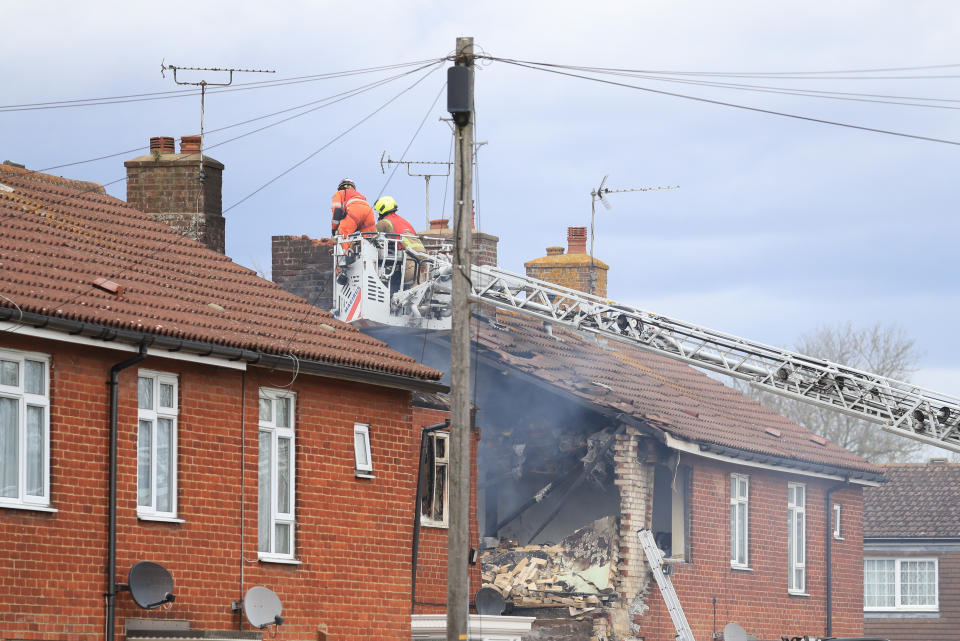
[124,135,225,254]
[417,217,499,267]
[524,226,608,297]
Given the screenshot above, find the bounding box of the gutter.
[0,307,447,394]
[693,440,885,484]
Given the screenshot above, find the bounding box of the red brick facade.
[636,457,865,640]
[0,333,425,641]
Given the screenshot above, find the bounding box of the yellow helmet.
[374,196,398,218]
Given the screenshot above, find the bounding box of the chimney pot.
[150,136,176,155]
[180,135,201,155]
[430,218,450,230]
[546,246,565,256]
[568,226,588,254]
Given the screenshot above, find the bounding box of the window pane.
[138,377,153,410]
[159,383,174,409]
[730,504,737,560]
[24,361,44,395]
[258,431,271,553]
[0,397,19,498]
[730,478,737,500]
[277,437,290,514]
[354,431,369,468]
[0,360,19,387]
[26,405,44,497]
[276,397,290,428]
[737,503,746,562]
[433,463,446,521]
[259,398,272,423]
[435,434,446,459]
[901,561,935,606]
[156,418,172,512]
[788,485,795,505]
[137,420,152,507]
[275,523,290,555]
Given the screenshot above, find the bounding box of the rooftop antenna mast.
[380,152,453,228]
[589,175,679,295]
[160,62,275,207]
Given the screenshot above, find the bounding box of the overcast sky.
[3,1,959,400]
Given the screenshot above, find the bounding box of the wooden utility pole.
[448,35,474,641]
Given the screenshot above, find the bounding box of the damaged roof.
[0,165,441,382]
[864,460,960,539]
[476,310,881,477]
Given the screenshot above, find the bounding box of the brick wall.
[0,333,422,641]
[411,405,482,614]
[124,152,225,254]
[864,547,960,641]
[633,456,864,641]
[271,235,337,311]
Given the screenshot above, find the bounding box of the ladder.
[333,235,960,454]
[638,529,695,641]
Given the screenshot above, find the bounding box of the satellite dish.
[475,586,506,615]
[723,622,748,641]
[244,586,284,629]
[127,561,175,609]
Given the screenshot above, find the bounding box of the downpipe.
[106,343,148,641]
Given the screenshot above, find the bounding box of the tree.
[740,322,924,463]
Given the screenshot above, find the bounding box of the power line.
[37,62,439,173]
[491,57,960,147]
[0,58,444,112]
[224,62,443,213]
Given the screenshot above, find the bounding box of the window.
[865,558,938,611]
[258,389,295,560]
[420,430,448,527]
[833,503,842,540]
[137,371,178,519]
[0,349,50,508]
[787,483,806,593]
[652,463,691,560]
[353,423,373,476]
[730,473,749,567]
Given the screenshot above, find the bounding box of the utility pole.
[447,35,474,641]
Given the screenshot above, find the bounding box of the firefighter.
[373,196,424,288]
[330,178,377,239]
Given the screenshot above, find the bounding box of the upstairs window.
[354,423,373,476]
[788,483,806,594]
[258,388,296,560]
[420,430,449,528]
[137,371,178,519]
[0,349,50,508]
[730,473,749,567]
[833,503,843,540]
[865,558,938,611]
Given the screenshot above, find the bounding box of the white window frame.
[833,503,843,540]
[420,430,449,528]
[353,422,374,476]
[258,388,296,562]
[730,473,749,568]
[788,482,806,594]
[0,348,50,509]
[864,557,939,612]
[136,370,179,520]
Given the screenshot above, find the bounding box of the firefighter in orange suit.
[374,196,424,288]
[330,178,377,239]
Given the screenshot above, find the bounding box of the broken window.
[421,430,449,527]
[651,463,690,560]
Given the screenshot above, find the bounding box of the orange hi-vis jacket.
[330,188,377,237]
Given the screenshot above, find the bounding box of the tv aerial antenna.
[380,153,453,228]
[588,175,679,295]
[160,62,275,184]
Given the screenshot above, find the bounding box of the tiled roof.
[864,461,960,538]
[0,165,441,381]
[476,310,880,476]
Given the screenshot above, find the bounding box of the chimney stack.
[524,226,609,297]
[125,135,225,254]
[418,218,499,267]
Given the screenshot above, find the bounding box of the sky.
[2,1,959,403]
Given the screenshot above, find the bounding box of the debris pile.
[480,516,618,618]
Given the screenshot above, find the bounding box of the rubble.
[480,516,618,617]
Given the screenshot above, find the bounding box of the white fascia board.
[0,322,247,371]
[662,432,880,486]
